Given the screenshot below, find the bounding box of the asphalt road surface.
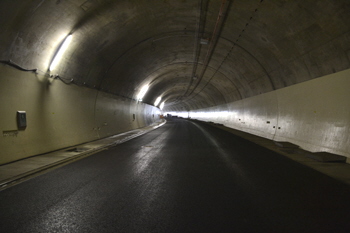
[1,118,350,233]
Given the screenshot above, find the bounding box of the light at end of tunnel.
[49,34,73,71]
[159,101,165,110]
[137,84,149,101]
[154,96,162,106]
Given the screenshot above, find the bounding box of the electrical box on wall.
[17,111,27,129]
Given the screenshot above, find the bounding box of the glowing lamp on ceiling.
[137,84,149,101]
[49,34,73,71]
[159,101,165,110]
[154,96,162,106]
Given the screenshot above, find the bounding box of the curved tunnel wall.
[1,0,350,164]
[168,69,350,159]
[0,65,161,165]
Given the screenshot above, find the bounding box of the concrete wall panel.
[0,65,160,165]
[95,91,133,138]
[274,70,350,155]
[186,69,350,158]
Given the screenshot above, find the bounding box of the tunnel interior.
[0,0,350,164]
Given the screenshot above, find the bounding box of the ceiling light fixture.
[159,101,165,110]
[137,84,149,101]
[49,34,73,71]
[154,96,162,106]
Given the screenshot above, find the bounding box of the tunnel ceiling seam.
[184,0,231,98]
[181,0,271,105]
[186,0,209,99]
[176,0,267,107]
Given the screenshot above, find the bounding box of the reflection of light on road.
[132,131,169,176]
[130,130,171,215]
[189,121,255,189]
[134,145,155,175]
[36,198,84,232]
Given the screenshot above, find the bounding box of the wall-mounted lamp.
[154,96,162,106]
[137,84,149,101]
[159,101,165,110]
[49,34,73,71]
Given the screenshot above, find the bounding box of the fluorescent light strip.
[159,101,165,110]
[49,34,73,71]
[137,84,149,101]
[154,96,162,106]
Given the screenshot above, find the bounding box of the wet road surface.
[0,118,350,232]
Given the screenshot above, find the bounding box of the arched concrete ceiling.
[1,0,350,111]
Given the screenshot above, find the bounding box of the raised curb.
[0,120,166,190]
